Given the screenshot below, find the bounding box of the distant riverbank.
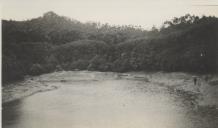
[2,71,218,108]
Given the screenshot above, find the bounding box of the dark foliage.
[2,12,218,84]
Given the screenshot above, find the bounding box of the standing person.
[193,76,197,85]
[193,76,201,92]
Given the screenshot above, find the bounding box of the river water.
[2,71,218,128]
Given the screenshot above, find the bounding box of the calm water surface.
[3,72,218,128]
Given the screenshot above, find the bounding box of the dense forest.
[2,11,218,84]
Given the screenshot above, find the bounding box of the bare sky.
[1,0,218,29]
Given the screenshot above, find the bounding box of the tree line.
[2,12,218,84]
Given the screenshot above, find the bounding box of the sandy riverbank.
[2,71,218,108]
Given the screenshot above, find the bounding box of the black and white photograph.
[1,0,218,128]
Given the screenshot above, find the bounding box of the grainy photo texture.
[2,0,218,128]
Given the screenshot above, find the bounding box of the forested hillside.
[2,11,218,84]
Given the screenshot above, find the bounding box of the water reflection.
[2,72,218,128]
[2,100,23,128]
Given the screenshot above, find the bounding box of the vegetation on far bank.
[2,11,218,84]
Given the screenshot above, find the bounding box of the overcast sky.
[1,0,218,29]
